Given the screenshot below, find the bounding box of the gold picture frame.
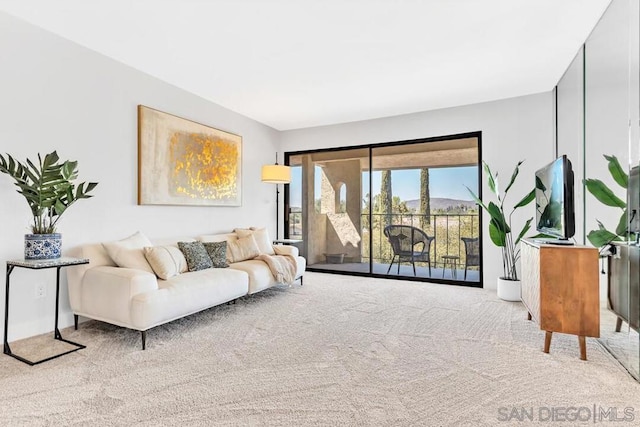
[138,105,242,206]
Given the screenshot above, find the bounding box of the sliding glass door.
[285,133,481,286]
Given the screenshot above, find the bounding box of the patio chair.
[383,225,434,276]
[461,237,480,280]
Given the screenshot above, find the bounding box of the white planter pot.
[497,277,521,301]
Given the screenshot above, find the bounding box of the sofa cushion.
[132,267,249,330]
[226,234,260,263]
[178,241,213,271]
[143,245,188,279]
[102,231,154,274]
[229,259,278,294]
[203,241,229,268]
[235,227,275,255]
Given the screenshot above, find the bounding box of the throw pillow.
[226,234,260,263]
[102,231,155,274]
[235,227,274,255]
[178,241,213,272]
[203,241,229,268]
[143,245,188,280]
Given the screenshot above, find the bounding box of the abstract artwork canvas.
[138,105,242,206]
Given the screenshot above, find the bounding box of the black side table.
[4,257,89,365]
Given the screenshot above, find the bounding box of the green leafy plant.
[467,160,535,281]
[0,151,98,234]
[584,154,628,247]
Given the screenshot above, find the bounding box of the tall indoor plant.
[0,151,98,259]
[467,160,535,301]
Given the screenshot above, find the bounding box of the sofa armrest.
[273,245,299,257]
[77,266,158,327]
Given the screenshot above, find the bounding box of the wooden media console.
[520,239,599,360]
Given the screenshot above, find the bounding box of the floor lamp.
[261,154,291,240]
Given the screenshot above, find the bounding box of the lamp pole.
[261,152,291,241]
[275,182,280,239]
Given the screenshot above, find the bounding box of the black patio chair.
[461,237,480,280]
[383,225,434,276]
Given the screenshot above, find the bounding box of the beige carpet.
[0,272,639,426]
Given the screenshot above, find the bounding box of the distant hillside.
[405,198,476,211]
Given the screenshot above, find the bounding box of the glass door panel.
[287,148,370,274]
[371,138,480,282]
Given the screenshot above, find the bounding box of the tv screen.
[535,155,575,240]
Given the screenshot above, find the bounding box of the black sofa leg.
[74,314,79,330]
[300,276,303,286]
[141,331,147,350]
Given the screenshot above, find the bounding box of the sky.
[289,166,479,208]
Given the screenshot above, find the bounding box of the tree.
[380,170,392,228]
[419,168,431,229]
[392,196,410,214]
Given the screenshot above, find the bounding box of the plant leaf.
[584,178,626,208]
[515,217,533,246]
[615,208,629,236]
[514,188,536,209]
[466,186,489,212]
[487,202,509,233]
[604,154,628,189]
[587,228,621,247]
[504,160,525,195]
[483,161,498,198]
[489,221,506,247]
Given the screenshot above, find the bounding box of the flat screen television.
[535,155,575,243]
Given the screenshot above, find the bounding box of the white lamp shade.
[261,164,291,184]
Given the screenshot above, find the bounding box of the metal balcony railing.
[288,212,479,269]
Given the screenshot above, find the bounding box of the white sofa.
[67,231,306,349]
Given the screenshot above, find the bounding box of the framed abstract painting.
[138,105,242,206]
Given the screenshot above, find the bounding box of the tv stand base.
[539,328,587,360]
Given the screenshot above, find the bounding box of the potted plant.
[0,151,98,259]
[467,160,535,301]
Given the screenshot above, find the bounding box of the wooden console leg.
[615,317,623,332]
[579,336,587,361]
[543,331,552,353]
[527,312,532,321]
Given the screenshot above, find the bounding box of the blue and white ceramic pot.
[24,233,62,260]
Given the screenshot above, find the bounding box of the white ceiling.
[0,0,612,130]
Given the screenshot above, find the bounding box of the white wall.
[0,11,557,343]
[280,93,555,288]
[0,12,280,341]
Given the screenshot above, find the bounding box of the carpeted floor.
[0,272,639,426]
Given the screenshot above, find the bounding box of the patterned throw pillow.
[178,241,213,272]
[203,241,229,268]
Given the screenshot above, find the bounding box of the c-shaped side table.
[4,257,89,365]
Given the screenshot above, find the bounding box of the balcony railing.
[362,213,479,268]
[288,211,479,269]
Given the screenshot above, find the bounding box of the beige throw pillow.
[143,245,188,280]
[226,234,261,263]
[102,231,155,274]
[235,227,274,255]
